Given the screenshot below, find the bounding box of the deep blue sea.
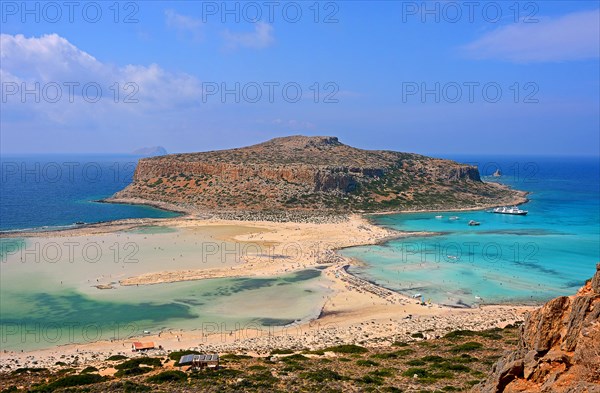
[342,156,600,306]
[0,155,179,231]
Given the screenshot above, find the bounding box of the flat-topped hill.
[110,136,525,213]
[158,136,412,167]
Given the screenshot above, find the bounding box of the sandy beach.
[0,214,532,371]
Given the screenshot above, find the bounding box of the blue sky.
[1,1,599,156]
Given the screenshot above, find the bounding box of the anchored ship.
[492,206,528,215]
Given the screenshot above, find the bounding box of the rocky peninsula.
[107,135,527,216]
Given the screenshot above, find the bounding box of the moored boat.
[492,206,528,215]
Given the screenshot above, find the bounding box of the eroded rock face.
[476,264,600,393]
[111,135,525,213]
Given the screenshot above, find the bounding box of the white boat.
[492,206,528,215]
[435,215,443,219]
[449,216,459,220]
[468,220,480,226]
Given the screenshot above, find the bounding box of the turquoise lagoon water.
[0,258,328,351]
[342,156,599,307]
[0,224,330,351]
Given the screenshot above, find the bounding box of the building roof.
[194,354,219,362]
[132,341,155,350]
[178,354,219,365]
[179,354,196,365]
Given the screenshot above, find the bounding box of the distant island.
[110,136,526,215]
[131,146,168,157]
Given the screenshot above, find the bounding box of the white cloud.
[165,9,203,41]
[0,33,202,123]
[1,33,102,81]
[462,9,600,63]
[222,22,274,50]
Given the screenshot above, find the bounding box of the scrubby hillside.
[110,136,525,214]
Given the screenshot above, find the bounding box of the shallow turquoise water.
[0,269,327,351]
[0,227,329,351]
[342,156,599,306]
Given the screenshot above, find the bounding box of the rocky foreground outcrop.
[476,264,600,393]
[111,135,526,214]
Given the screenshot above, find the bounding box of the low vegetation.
[0,326,522,392]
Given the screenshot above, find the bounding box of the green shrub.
[109,381,152,392]
[270,348,294,355]
[371,348,414,359]
[220,354,252,362]
[146,370,187,384]
[30,374,106,392]
[369,368,394,377]
[356,359,379,367]
[322,344,368,354]
[357,374,384,385]
[80,366,98,374]
[449,354,476,363]
[245,371,279,387]
[445,329,502,340]
[168,350,201,362]
[300,369,345,382]
[11,367,47,375]
[303,349,325,355]
[401,367,429,378]
[450,342,483,352]
[281,362,305,372]
[248,365,268,371]
[444,330,476,339]
[190,368,244,380]
[115,357,162,370]
[430,362,471,372]
[282,354,308,362]
[107,354,129,361]
[421,355,445,363]
[114,366,153,378]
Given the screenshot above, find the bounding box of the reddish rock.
[475,264,600,393]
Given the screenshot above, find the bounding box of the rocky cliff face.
[476,264,600,393]
[111,136,525,213]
